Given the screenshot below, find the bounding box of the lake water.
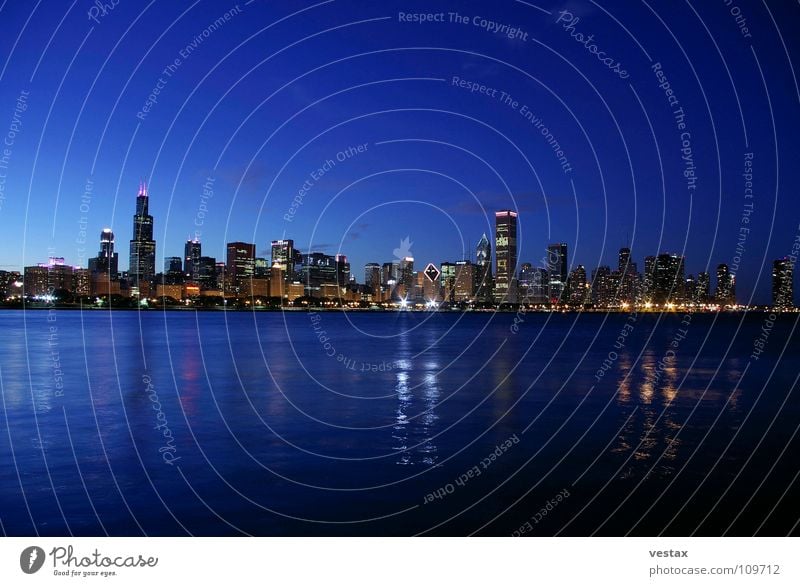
[0,309,798,536]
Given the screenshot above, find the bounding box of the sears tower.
[129,180,156,293]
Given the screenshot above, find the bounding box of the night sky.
[0,0,798,303]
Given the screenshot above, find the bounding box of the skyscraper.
[617,246,638,305]
[547,243,568,303]
[695,271,710,304]
[164,256,183,274]
[364,263,381,291]
[495,211,518,301]
[653,253,685,305]
[715,263,735,306]
[590,265,612,306]
[184,238,201,281]
[128,181,156,294]
[568,265,589,305]
[271,239,296,278]
[88,228,119,278]
[335,254,351,287]
[773,258,794,309]
[475,233,493,303]
[226,242,256,286]
[440,262,456,303]
[454,260,475,302]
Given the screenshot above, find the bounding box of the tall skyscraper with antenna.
[128,180,156,295]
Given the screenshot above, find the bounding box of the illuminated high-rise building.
[128,181,156,293]
[335,254,351,287]
[226,242,256,285]
[88,228,119,278]
[271,240,297,280]
[475,233,493,303]
[715,263,735,306]
[695,271,710,304]
[568,265,589,305]
[547,243,568,303]
[364,263,381,291]
[454,260,475,302]
[772,258,794,309]
[440,262,456,303]
[653,253,685,305]
[184,238,201,281]
[495,210,518,301]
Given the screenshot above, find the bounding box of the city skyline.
[10,183,796,309]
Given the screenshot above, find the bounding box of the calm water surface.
[0,309,798,535]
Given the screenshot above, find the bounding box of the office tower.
[695,271,710,304]
[716,263,735,306]
[529,267,549,304]
[382,261,399,287]
[271,239,296,277]
[772,258,794,309]
[547,243,568,303]
[518,263,533,299]
[364,263,381,291]
[618,247,632,274]
[164,257,182,274]
[653,253,685,305]
[495,210,518,301]
[440,262,456,303]
[88,228,119,278]
[568,265,588,305]
[226,242,256,286]
[184,238,201,281]
[617,247,637,304]
[254,257,269,278]
[128,181,156,294]
[475,233,493,303]
[685,275,696,304]
[215,262,227,289]
[198,256,217,289]
[643,255,657,303]
[299,252,337,296]
[454,260,475,302]
[335,254,351,287]
[590,265,612,306]
[399,256,414,293]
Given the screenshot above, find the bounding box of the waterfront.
[1,310,798,536]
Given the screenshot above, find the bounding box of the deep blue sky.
[0,0,798,302]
